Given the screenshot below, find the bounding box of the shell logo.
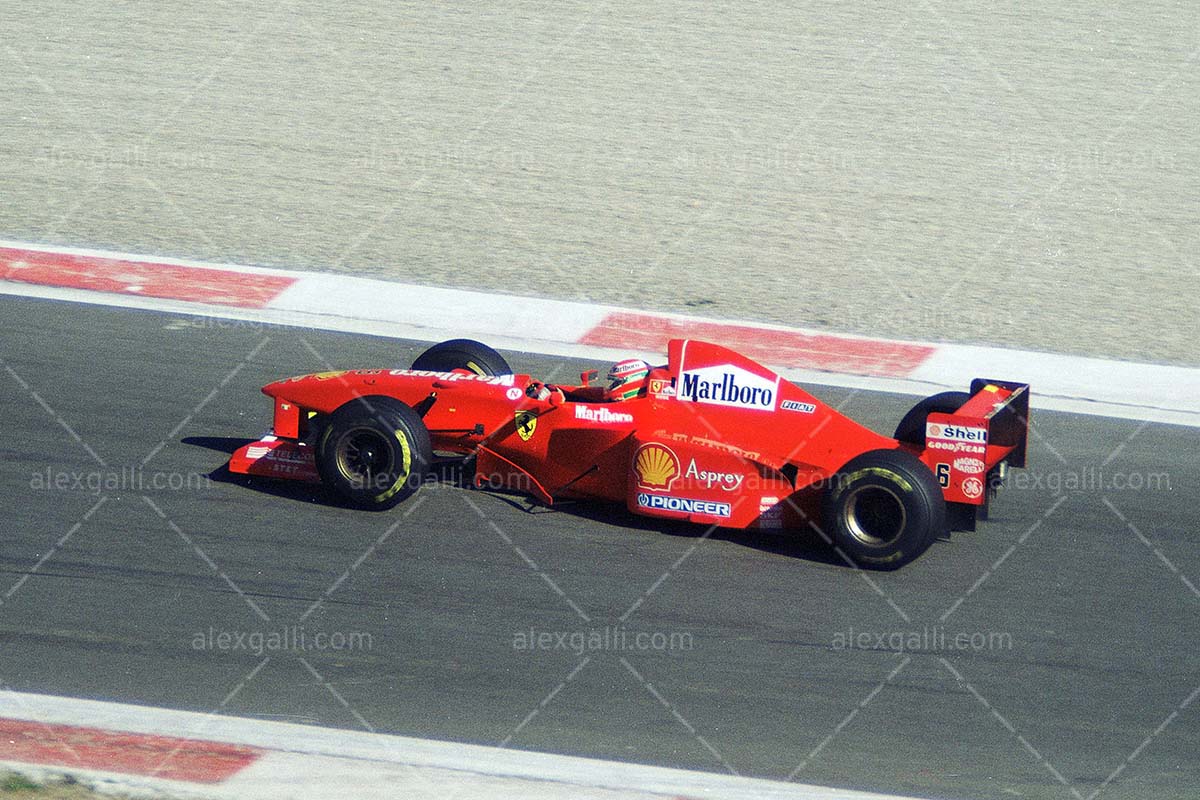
[634,444,680,491]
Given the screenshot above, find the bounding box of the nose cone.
[261,373,313,398]
[261,377,291,398]
[262,370,352,398]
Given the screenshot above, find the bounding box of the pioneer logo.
[679,365,777,411]
[636,493,731,518]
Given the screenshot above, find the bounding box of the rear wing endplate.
[968,378,1030,468]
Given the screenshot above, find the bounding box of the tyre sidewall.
[893,391,972,445]
[824,450,945,568]
[317,399,431,510]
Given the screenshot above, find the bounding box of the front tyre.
[316,398,432,510]
[822,449,946,569]
[410,338,512,376]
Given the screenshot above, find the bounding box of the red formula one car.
[229,338,1029,568]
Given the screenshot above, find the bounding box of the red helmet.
[606,358,650,400]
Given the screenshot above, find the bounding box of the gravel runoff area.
[0,771,133,800]
[2,3,1197,366]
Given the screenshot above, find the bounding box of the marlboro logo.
[678,365,777,411]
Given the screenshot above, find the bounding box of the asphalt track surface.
[1,295,1197,799]
[2,4,1199,366]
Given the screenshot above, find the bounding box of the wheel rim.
[334,426,396,488]
[842,485,907,547]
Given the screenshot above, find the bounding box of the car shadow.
[542,498,850,567]
[183,436,871,567]
[182,435,253,455]
[183,435,341,507]
[185,437,492,510]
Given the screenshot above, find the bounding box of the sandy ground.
[1,3,1196,365]
[0,771,127,799]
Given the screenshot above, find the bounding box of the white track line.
[5,275,1198,427]
[2,690,927,800]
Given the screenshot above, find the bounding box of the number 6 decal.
[935,463,951,488]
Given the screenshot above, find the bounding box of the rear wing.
[922,380,1030,507]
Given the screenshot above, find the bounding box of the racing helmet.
[606,358,651,400]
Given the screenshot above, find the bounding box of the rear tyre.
[893,391,971,445]
[823,449,946,569]
[316,397,432,510]
[410,339,511,376]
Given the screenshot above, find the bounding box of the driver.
[604,358,650,400]
[526,358,653,403]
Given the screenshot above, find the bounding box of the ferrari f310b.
[229,338,1029,568]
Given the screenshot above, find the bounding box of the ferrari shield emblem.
[515,410,537,441]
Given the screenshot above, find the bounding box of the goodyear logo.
[634,443,680,491]
[928,440,986,455]
[637,493,731,518]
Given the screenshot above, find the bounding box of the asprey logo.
[926,422,988,444]
[634,444,680,491]
[678,364,777,411]
[684,459,744,491]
